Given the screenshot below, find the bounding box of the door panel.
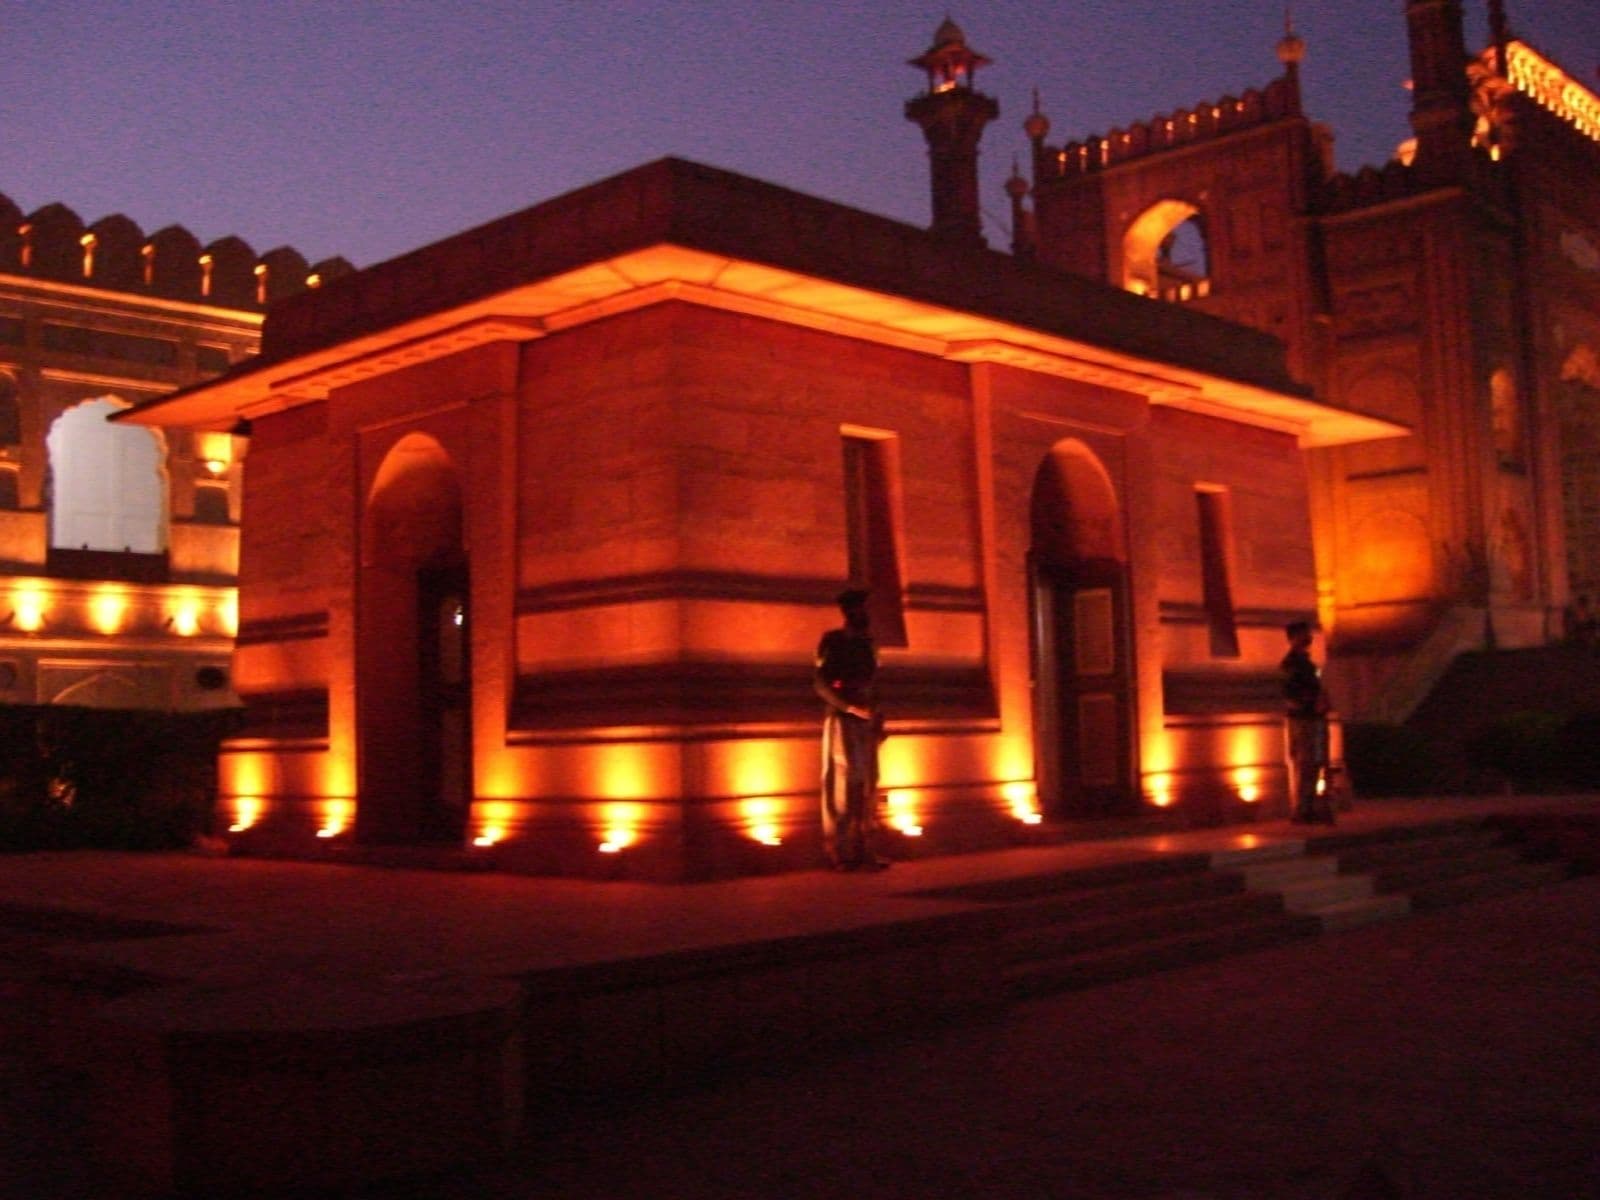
[1035,560,1135,818]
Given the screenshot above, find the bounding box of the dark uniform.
[1282,640,1331,823]
[816,624,882,868]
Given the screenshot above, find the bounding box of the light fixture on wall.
[10,591,47,632]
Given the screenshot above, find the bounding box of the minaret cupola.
[904,18,1000,247]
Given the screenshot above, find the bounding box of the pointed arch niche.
[1027,439,1137,819]
[45,397,167,553]
[1122,199,1210,303]
[356,433,471,845]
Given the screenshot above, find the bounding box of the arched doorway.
[357,434,470,844]
[1122,199,1210,303]
[1028,442,1136,819]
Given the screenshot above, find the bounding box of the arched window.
[45,397,166,553]
[1122,200,1210,303]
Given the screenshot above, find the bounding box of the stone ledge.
[84,975,523,1197]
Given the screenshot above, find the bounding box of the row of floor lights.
[231,771,1276,852]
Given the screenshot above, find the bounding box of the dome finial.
[1024,87,1050,142]
[1277,8,1306,67]
[909,15,991,93]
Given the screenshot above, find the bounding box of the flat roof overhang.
[118,240,1402,449]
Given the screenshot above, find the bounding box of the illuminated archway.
[356,433,470,844]
[1122,199,1210,302]
[45,397,167,553]
[1558,344,1600,595]
[1027,441,1136,819]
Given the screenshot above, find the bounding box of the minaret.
[1487,0,1511,74]
[1277,11,1306,115]
[1005,157,1035,259]
[904,19,999,247]
[1404,0,1474,184]
[1024,88,1052,188]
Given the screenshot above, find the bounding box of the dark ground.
[351,878,1600,1200]
[4,867,1597,1199]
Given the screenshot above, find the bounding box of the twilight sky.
[3,2,1596,271]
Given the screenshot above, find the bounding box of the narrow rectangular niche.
[1196,485,1240,659]
[842,427,909,648]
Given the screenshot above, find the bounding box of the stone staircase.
[914,818,1578,1001]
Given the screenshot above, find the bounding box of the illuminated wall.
[124,160,1369,878]
[1025,16,1600,723]
[0,278,259,717]
[211,294,1337,874]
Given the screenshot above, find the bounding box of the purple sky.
[3,2,1596,270]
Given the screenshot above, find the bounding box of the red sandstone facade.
[129,158,1394,878]
[1014,0,1600,720]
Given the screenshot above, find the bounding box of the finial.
[1005,155,1030,199]
[1023,87,1050,142]
[1277,8,1306,67]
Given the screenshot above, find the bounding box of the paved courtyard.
[2,798,1597,1199]
[359,878,1600,1200]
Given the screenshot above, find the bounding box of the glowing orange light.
[1147,774,1175,808]
[472,801,516,848]
[885,789,923,837]
[88,588,129,635]
[598,802,642,853]
[11,587,47,632]
[1001,780,1043,825]
[228,796,262,833]
[169,601,201,637]
[197,432,232,476]
[223,752,271,797]
[317,798,354,839]
[1504,41,1600,145]
[741,797,784,846]
[1233,767,1261,804]
[596,748,661,801]
[218,592,239,638]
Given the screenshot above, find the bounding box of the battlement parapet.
[0,192,350,311]
[1036,76,1299,181]
[1316,160,1421,216]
